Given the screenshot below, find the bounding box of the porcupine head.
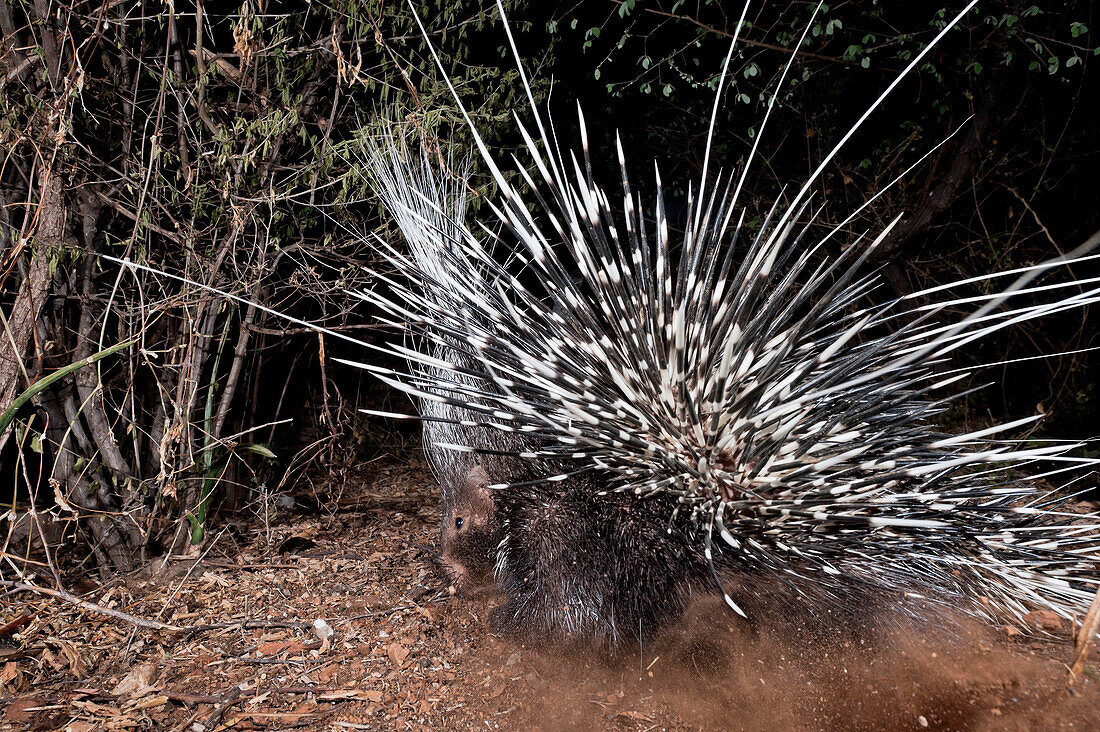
[439,464,498,596]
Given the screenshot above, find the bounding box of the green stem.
[0,338,137,439]
[187,307,235,545]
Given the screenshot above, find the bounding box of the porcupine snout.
[439,465,499,597]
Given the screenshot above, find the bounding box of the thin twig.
[202,684,241,730]
[1002,184,1063,255]
[0,579,179,631]
[183,619,313,638]
[624,1,870,68]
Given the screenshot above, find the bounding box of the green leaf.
[243,444,277,459]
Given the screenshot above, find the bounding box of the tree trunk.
[0,173,62,452]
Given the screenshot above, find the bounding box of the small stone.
[1022,609,1063,632]
[312,618,334,642]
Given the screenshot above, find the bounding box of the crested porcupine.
[349,0,1100,647]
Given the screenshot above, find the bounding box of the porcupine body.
[351,0,1100,647]
[362,133,757,644]
[488,472,883,645]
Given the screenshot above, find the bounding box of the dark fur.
[438,464,498,595]
[489,474,711,646]
[440,462,902,646]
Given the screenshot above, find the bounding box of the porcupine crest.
[357,132,558,594]
[348,0,1100,638]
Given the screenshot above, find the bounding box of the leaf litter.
[2,457,1099,730]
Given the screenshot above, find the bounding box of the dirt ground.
[2,458,1099,731]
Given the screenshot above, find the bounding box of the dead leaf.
[0,661,21,686]
[616,710,655,722]
[317,690,360,701]
[3,697,44,722]
[387,643,409,667]
[257,640,304,656]
[56,640,86,678]
[112,663,157,697]
[317,664,339,683]
[72,699,121,717]
[128,695,168,711]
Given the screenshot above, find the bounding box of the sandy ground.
[2,458,1098,731]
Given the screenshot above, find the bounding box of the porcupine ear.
[463,466,494,515]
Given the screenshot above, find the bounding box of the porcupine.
[351,0,1100,647]
[362,134,755,644]
[361,144,934,645]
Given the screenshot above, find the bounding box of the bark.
[73,231,132,479]
[30,0,61,86]
[212,295,259,440]
[39,389,134,569]
[873,85,995,264]
[0,174,62,452]
[0,1,29,86]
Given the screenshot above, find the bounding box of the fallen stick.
[0,580,180,632]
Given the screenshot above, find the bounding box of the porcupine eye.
[455,517,464,530]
